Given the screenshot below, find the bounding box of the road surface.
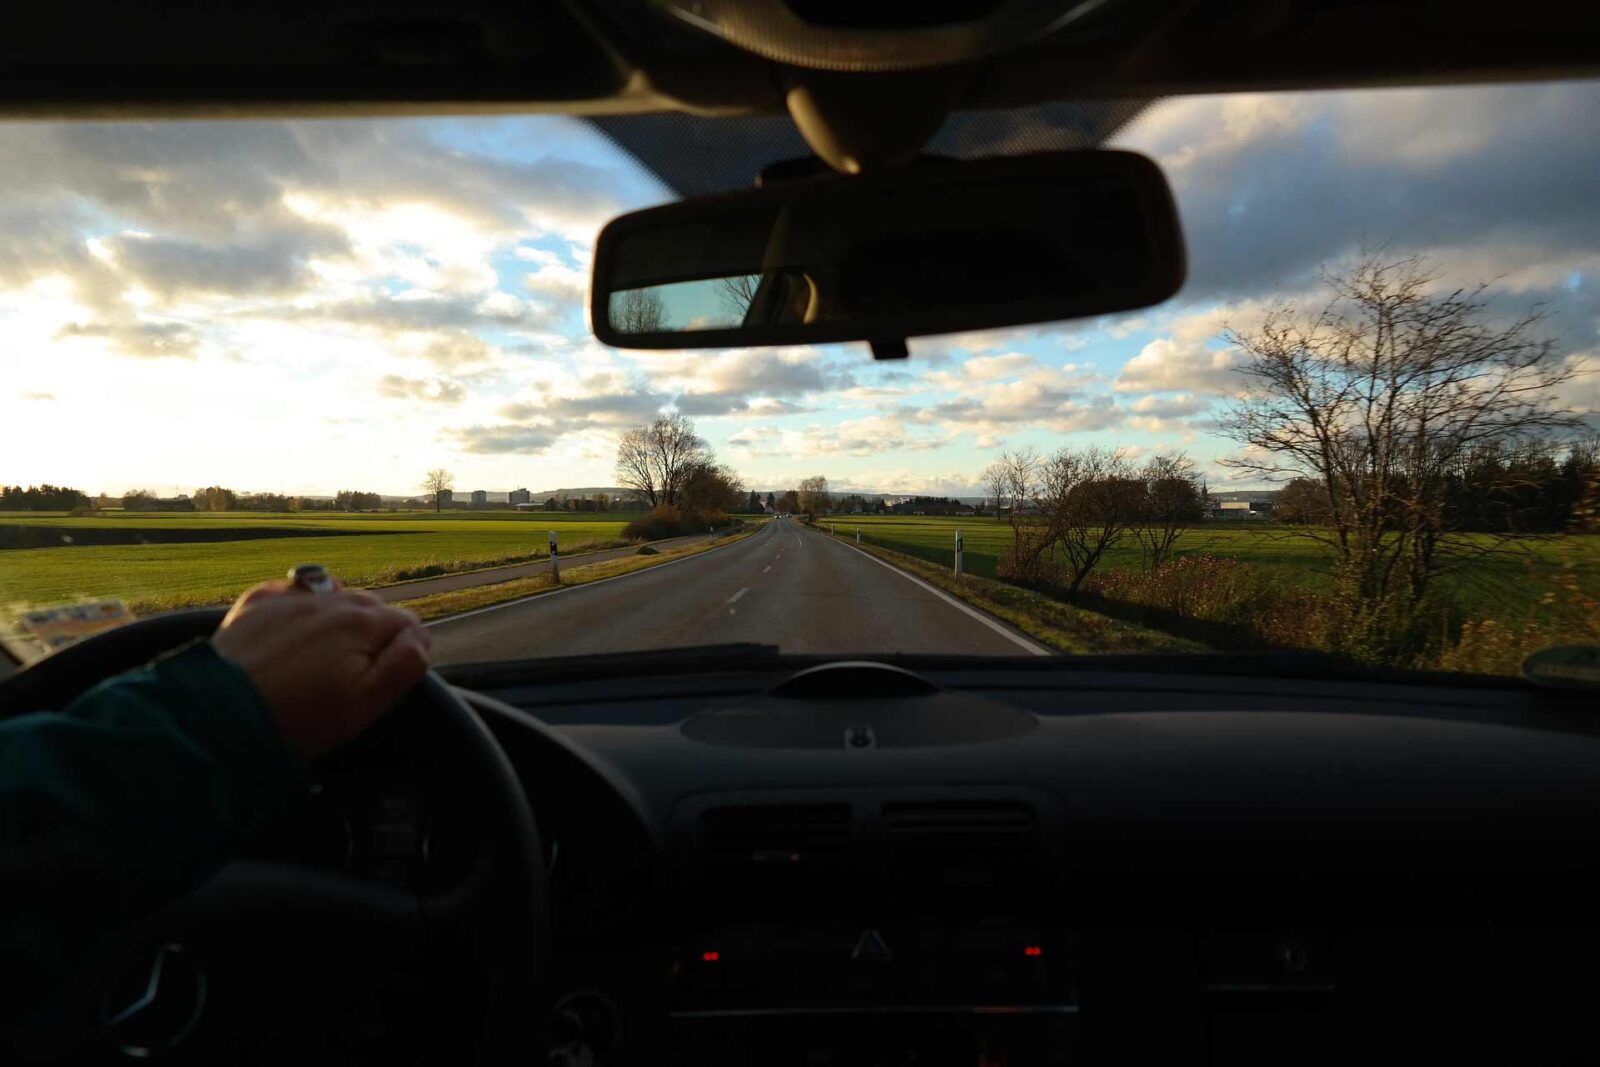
[427,519,1049,663]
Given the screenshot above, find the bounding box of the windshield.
[2,83,1596,677]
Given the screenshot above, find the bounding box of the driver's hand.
[211,579,431,759]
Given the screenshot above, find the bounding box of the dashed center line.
[726,587,749,604]
[762,565,772,573]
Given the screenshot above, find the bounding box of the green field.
[820,515,1600,622]
[0,511,648,614]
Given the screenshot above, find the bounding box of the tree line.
[0,485,91,511]
[1271,436,1598,534]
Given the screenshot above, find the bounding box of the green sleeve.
[0,641,306,1013]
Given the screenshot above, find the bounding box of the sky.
[1,80,1597,499]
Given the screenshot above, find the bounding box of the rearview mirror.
[591,150,1184,353]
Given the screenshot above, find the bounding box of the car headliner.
[4,1,1597,121]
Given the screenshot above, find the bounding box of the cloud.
[0,117,635,366]
[907,353,1112,433]
[102,222,348,299]
[1115,81,1600,321]
[266,293,556,335]
[443,424,560,455]
[521,248,588,301]
[728,416,953,460]
[17,391,55,401]
[1116,338,1243,394]
[378,374,466,404]
[56,319,199,359]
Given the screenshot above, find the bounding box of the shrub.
[623,504,686,541]
[1432,567,1600,676]
[1083,554,1274,626]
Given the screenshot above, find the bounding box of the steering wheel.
[0,608,548,1064]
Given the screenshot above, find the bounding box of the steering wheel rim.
[0,608,548,1064]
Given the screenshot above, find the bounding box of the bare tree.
[981,461,1010,517]
[798,475,832,517]
[717,274,761,323]
[1221,254,1580,655]
[1041,446,1140,594]
[993,448,1056,583]
[613,287,668,334]
[614,413,707,508]
[421,468,454,513]
[1133,452,1206,571]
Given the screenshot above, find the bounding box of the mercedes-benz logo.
[101,942,207,1058]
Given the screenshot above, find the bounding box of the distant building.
[1210,499,1272,521]
[470,490,487,506]
[436,489,453,507]
[509,488,531,505]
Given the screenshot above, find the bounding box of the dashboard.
[392,653,1600,1067]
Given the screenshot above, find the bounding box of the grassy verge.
[369,539,636,586]
[400,529,756,621]
[823,529,1204,656]
[822,516,1599,622]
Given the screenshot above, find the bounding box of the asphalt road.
[427,518,1050,663]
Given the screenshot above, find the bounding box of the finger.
[358,628,432,713]
[338,588,389,610]
[325,601,425,655]
[235,580,292,608]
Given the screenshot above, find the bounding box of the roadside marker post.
[549,530,559,582]
[856,528,861,545]
[954,529,964,578]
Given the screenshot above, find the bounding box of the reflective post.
[856,528,861,545]
[954,529,964,578]
[549,530,559,582]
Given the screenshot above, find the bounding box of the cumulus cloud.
[520,247,589,301]
[443,424,559,455]
[1115,338,1242,395]
[905,353,1113,435]
[56,319,199,359]
[377,374,466,404]
[728,417,952,460]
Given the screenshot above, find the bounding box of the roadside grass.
[821,529,1204,656]
[821,515,1600,622]
[398,529,757,621]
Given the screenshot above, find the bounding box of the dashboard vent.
[698,803,852,871]
[883,801,1039,892]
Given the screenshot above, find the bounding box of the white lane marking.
[727,587,749,604]
[426,534,749,627]
[824,534,1052,657]
[762,565,771,573]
